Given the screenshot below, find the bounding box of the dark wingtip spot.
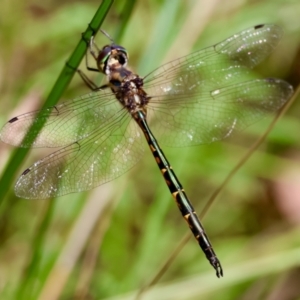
[254,24,264,30]
[9,117,18,123]
[22,168,31,176]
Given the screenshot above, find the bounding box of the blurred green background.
[0,0,300,299]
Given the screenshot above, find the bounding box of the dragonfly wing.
[0,90,121,148]
[146,79,293,146]
[15,111,144,199]
[144,24,283,89]
[213,24,283,69]
[142,24,292,146]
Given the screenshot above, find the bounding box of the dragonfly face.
[0,24,294,277]
[97,44,128,75]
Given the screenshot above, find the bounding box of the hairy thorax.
[108,66,150,115]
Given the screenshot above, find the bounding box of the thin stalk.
[0,0,114,210]
[10,1,114,299]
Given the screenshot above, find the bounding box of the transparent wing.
[0,90,121,148]
[15,111,144,199]
[144,24,283,89]
[5,24,294,199]
[147,79,293,146]
[143,24,293,146]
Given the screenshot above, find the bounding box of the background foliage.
[0,0,300,299]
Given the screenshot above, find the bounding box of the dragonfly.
[0,24,293,277]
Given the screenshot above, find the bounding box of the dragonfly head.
[97,44,128,75]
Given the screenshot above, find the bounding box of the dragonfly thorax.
[98,42,149,115]
[108,69,149,115]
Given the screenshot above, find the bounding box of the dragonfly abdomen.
[135,110,223,277]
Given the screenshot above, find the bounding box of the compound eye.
[97,45,113,65]
[115,51,127,66]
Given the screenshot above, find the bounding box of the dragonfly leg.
[76,69,108,91]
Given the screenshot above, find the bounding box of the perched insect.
[0,24,293,277]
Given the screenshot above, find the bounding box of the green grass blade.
[3,1,114,299]
[0,0,114,210]
[114,0,137,42]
